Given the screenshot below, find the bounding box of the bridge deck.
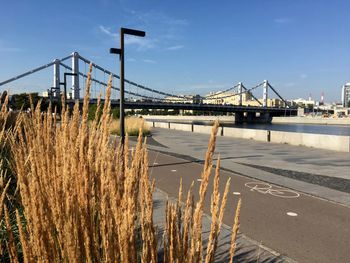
[66,99,297,116]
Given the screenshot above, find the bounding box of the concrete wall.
[153,122,169,129]
[193,125,223,135]
[170,123,193,132]
[223,127,269,142]
[147,120,350,152]
[270,131,350,152]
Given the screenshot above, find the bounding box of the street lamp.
[110,27,146,145]
[60,72,77,102]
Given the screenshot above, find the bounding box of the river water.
[227,122,350,136]
[148,119,350,136]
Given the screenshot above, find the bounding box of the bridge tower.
[263,80,269,107]
[72,52,80,100]
[53,59,60,98]
[238,82,243,106]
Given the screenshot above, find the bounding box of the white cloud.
[300,74,308,79]
[165,45,184,51]
[133,11,188,27]
[143,59,156,64]
[121,10,187,49]
[0,41,22,52]
[124,35,156,51]
[284,82,295,87]
[99,25,117,39]
[99,25,156,51]
[274,18,292,24]
[0,47,22,52]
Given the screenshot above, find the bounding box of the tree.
[10,93,49,112]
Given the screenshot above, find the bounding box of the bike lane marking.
[244,181,300,199]
[286,212,298,217]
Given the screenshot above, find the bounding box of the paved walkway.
[153,189,291,262]
[145,128,350,206]
[128,128,350,262]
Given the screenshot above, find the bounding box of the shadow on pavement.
[155,228,286,263]
[149,155,263,168]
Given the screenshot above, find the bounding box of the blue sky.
[0,0,349,102]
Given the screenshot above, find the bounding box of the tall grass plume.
[0,64,241,262]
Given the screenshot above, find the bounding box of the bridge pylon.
[263,80,269,107]
[238,82,243,106]
[52,59,61,98]
[72,52,80,100]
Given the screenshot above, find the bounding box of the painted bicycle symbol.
[245,182,300,199]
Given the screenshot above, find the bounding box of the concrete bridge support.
[234,112,272,124]
[235,112,244,123]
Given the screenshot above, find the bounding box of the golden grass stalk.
[1,64,242,262]
[110,116,150,136]
[4,206,19,263]
[229,198,242,263]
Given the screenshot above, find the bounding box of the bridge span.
[67,99,297,123]
[1,51,297,123]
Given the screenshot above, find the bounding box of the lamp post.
[59,73,77,114]
[110,27,146,145]
[60,72,77,102]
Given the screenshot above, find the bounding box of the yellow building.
[165,92,286,108]
[203,91,285,107]
[164,95,196,103]
[203,91,253,105]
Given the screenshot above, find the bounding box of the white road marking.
[245,182,300,199]
[233,192,241,195]
[171,169,177,172]
[197,179,203,182]
[286,212,298,217]
[153,162,159,165]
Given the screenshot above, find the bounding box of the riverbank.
[142,115,350,126]
[144,119,350,152]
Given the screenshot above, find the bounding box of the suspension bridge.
[0,52,297,123]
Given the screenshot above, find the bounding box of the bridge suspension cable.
[78,55,197,100]
[60,62,176,102]
[268,83,290,108]
[241,83,263,106]
[203,83,240,98]
[0,54,72,87]
[205,82,265,101]
[0,52,290,109]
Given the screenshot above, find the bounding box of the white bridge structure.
[0,52,296,123]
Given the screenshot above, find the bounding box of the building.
[290,98,315,108]
[164,94,201,104]
[341,83,350,107]
[203,91,286,107]
[203,91,254,105]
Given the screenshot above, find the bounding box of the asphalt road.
[147,150,350,263]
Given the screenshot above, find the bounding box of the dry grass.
[110,116,151,136]
[0,97,13,217]
[0,63,241,262]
